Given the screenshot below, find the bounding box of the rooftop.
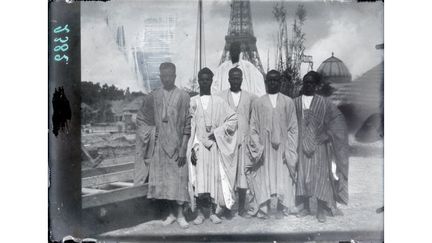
[317,53,352,84]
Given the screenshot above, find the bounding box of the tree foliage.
[81,81,144,124]
[275,4,307,98]
[81,81,131,105]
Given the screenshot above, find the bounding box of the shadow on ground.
[349,143,383,158]
[82,197,162,237]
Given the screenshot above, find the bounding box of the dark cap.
[198,67,214,78]
[303,71,321,83]
[266,69,281,80]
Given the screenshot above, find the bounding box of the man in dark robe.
[247,70,298,219]
[294,71,349,223]
[217,67,257,218]
[134,62,191,228]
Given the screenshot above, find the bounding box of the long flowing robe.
[134,94,155,185]
[212,60,266,97]
[134,86,191,202]
[247,93,298,212]
[187,95,238,210]
[217,89,257,189]
[294,95,349,208]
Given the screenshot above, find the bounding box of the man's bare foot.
[215,205,224,215]
[193,214,205,225]
[209,214,222,224]
[296,209,311,218]
[332,207,344,216]
[317,211,326,223]
[257,211,269,220]
[274,210,284,220]
[162,215,176,226]
[177,217,189,229]
[238,210,252,218]
[284,206,301,216]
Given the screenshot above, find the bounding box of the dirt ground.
[98,139,384,241]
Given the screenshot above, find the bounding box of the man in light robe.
[216,67,257,218]
[213,41,266,96]
[294,71,349,223]
[246,70,298,219]
[187,67,238,225]
[134,62,191,228]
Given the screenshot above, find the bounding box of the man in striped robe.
[217,67,257,218]
[294,71,349,223]
[246,70,298,219]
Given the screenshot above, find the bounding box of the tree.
[273,3,307,98]
[289,4,307,85]
[317,81,336,97]
[273,2,289,72]
[81,81,146,123]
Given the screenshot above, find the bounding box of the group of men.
[134,43,349,229]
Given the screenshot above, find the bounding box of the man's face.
[230,47,241,63]
[302,75,318,96]
[228,71,242,92]
[160,68,176,89]
[198,73,213,93]
[266,75,281,94]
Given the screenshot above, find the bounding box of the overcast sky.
[81,0,383,91]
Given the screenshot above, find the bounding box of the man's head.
[228,67,243,93]
[301,71,321,96]
[159,62,176,90]
[198,67,214,95]
[265,70,281,94]
[229,42,241,64]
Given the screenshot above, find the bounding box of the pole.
[199,0,202,71]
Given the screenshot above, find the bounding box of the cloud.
[81,0,383,91]
[81,17,139,91]
[307,2,384,79]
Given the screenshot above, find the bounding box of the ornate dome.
[317,53,352,84]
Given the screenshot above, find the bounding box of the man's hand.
[208,133,216,142]
[177,156,187,167]
[331,160,339,181]
[288,164,297,183]
[245,166,254,175]
[177,148,187,167]
[191,149,197,166]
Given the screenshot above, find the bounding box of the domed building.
[316,52,352,89]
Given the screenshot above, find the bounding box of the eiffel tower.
[219,0,265,74]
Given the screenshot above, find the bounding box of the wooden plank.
[81,145,104,168]
[82,188,108,195]
[99,156,135,166]
[82,170,134,188]
[82,162,134,178]
[110,182,134,188]
[82,184,148,209]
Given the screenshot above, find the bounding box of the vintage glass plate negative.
[48,0,384,241]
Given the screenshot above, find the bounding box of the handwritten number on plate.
[54,37,69,43]
[53,25,70,34]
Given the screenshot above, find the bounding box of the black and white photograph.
[48,0,385,241]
